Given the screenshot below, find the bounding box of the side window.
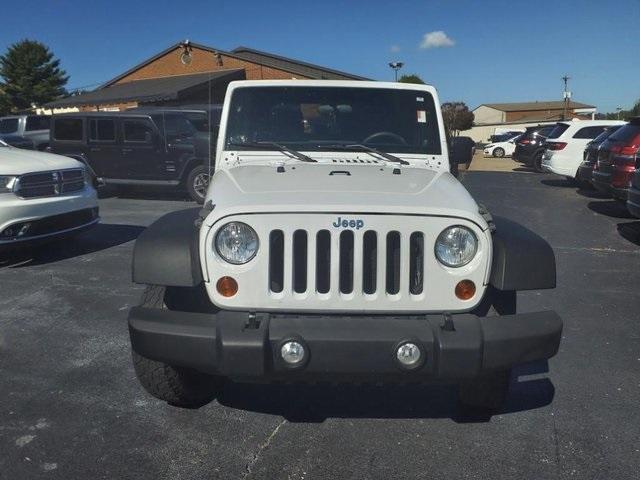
[89,119,116,142]
[54,118,83,141]
[573,126,606,139]
[25,115,51,131]
[123,119,154,143]
[164,114,195,140]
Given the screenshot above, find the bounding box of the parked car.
[627,167,640,218]
[541,120,626,181]
[483,134,521,158]
[489,131,523,143]
[513,124,555,172]
[50,107,221,203]
[127,79,561,413]
[0,134,35,150]
[0,114,51,150]
[576,125,623,188]
[592,117,640,201]
[0,139,99,250]
[449,135,476,172]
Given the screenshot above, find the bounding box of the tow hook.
[441,312,455,332]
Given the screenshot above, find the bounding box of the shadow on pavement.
[617,221,640,246]
[0,223,145,268]
[587,201,635,219]
[541,178,574,188]
[216,361,555,424]
[512,167,536,173]
[576,188,610,199]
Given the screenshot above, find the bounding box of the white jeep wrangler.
[128,80,562,412]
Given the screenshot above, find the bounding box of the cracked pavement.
[1,172,639,479]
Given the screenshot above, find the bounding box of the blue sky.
[2,0,638,112]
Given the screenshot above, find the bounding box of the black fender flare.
[489,216,556,291]
[132,208,204,287]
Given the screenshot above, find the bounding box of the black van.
[50,107,221,203]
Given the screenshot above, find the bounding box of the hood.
[0,146,83,175]
[205,163,487,229]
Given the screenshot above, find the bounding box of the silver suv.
[0,115,51,150]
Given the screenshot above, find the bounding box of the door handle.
[122,148,133,153]
[90,147,101,152]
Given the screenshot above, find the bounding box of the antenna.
[562,75,571,120]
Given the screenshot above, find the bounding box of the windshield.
[225,86,442,155]
[0,118,19,134]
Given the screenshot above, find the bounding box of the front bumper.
[627,186,640,218]
[129,308,562,381]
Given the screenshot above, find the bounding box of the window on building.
[54,118,83,141]
[89,119,116,142]
[25,115,51,131]
[123,119,154,143]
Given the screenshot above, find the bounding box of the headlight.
[0,175,17,194]
[435,226,478,267]
[215,222,259,264]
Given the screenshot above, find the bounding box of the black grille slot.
[316,230,331,294]
[339,230,354,294]
[61,170,84,181]
[269,230,284,293]
[362,230,377,294]
[386,231,401,294]
[17,169,85,198]
[292,230,307,293]
[409,232,424,295]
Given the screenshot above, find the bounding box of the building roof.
[230,46,369,81]
[100,41,368,88]
[479,101,595,112]
[45,69,244,108]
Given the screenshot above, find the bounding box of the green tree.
[0,39,68,112]
[441,101,474,136]
[398,74,425,84]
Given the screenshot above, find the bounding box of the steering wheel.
[362,131,407,145]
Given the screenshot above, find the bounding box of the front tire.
[493,147,505,158]
[459,369,511,412]
[186,165,210,204]
[458,287,516,412]
[131,285,224,408]
[533,152,544,173]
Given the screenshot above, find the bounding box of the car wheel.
[132,285,225,408]
[458,287,517,413]
[186,165,210,204]
[459,369,511,412]
[533,152,544,173]
[493,147,505,158]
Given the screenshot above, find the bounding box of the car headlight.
[0,175,17,194]
[435,226,478,267]
[215,222,259,264]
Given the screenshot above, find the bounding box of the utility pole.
[389,62,404,82]
[562,75,571,120]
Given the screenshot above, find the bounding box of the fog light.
[396,342,422,368]
[455,280,476,300]
[281,341,306,366]
[216,276,238,297]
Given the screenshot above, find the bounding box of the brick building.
[46,41,367,111]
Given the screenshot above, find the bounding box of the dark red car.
[592,118,640,201]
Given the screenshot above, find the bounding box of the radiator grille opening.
[339,230,354,294]
[386,231,401,294]
[362,230,377,294]
[409,232,424,295]
[269,230,284,293]
[316,230,331,294]
[292,230,307,293]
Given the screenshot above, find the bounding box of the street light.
[616,107,623,120]
[388,62,404,81]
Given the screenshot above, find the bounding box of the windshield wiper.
[316,143,409,165]
[229,141,316,163]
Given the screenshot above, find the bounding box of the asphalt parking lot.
[1,170,639,480]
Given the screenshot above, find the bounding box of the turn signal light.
[216,276,238,297]
[455,280,476,300]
